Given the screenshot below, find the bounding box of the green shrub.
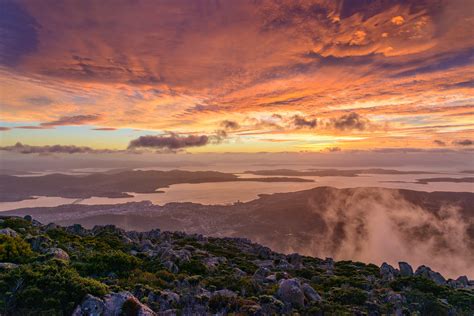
[75,250,142,277]
[179,259,207,275]
[0,261,107,315]
[0,235,35,263]
[0,218,31,232]
[330,287,368,305]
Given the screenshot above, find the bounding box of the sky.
[0,0,473,154]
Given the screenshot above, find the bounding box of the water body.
[0,172,472,211]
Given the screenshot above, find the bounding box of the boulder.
[415,265,446,285]
[265,274,277,282]
[202,256,227,270]
[253,267,271,280]
[47,248,70,261]
[103,291,156,316]
[66,224,90,236]
[0,228,18,237]
[287,253,303,269]
[148,290,180,311]
[277,278,305,307]
[322,257,334,274]
[302,283,322,302]
[0,262,19,270]
[211,289,237,299]
[28,235,52,252]
[163,261,179,274]
[398,262,413,277]
[72,294,104,316]
[233,267,247,277]
[380,262,399,281]
[276,259,293,271]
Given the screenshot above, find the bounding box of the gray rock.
[322,257,334,274]
[211,289,237,299]
[253,267,271,280]
[103,291,156,316]
[415,265,446,285]
[385,291,404,316]
[287,253,303,269]
[67,224,90,236]
[398,262,413,277]
[72,294,105,316]
[233,267,247,277]
[0,228,18,237]
[302,283,322,302]
[253,259,274,268]
[380,262,399,281]
[456,275,469,287]
[47,248,70,261]
[265,274,277,282]
[163,261,179,274]
[202,256,227,270]
[276,259,294,271]
[148,290,180,311]
[28,235,52,252]
[0,262,19,270]
[277,278,305,307]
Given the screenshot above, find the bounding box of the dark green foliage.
[0,218,32,233]
[329,287,369,306]
[0,235,35,263]
[0,261,107,315]
[0,217,472,315]
[75,250,142,277]
[179,259,207,275]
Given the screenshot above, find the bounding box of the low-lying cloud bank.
[0,142,115,154]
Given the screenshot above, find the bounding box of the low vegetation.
[0,216,472,315]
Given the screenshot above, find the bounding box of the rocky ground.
[0,215,473,315]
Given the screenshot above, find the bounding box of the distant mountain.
[244,168,435,177]
[0,170,312,202]
[7,186,473,279]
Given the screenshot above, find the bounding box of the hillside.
[7,186,474,279]
[0,215,472,315]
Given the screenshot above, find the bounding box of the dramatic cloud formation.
[0,0,473,152]
[329,113,370,131]
[0,127,11,131]
[128,134,210,150]
[292,115,317,129]
[433,140,447,146]
[220,120,240,130]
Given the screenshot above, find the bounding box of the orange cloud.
[0,0,473,152]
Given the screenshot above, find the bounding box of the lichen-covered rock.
[46,247,70,261]
[0,228,18,237]
[73,292,156,316]
[287,253,303,269]
[380,262,399,281]
[415,265,446,285]
[398,262,413,277]
[0,262,19,270]
[277,278,305,307]
[72,294,104,316]
[302,283,321,302]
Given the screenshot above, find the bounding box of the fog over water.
[0,168,472,211]
[1,152,473,279]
